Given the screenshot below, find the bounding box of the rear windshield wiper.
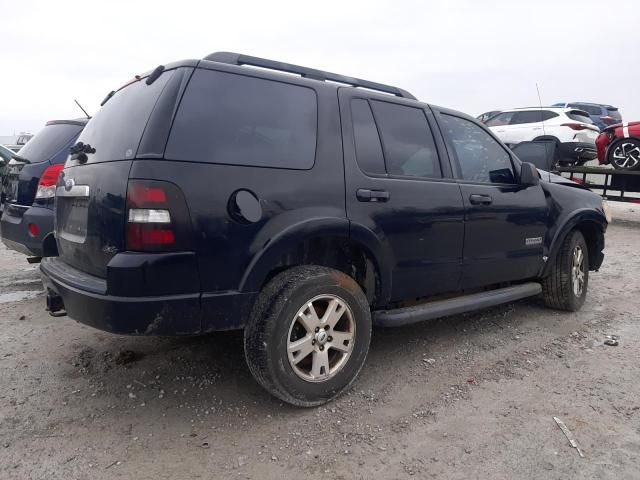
[69,142,96,163]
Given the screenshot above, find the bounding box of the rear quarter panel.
[128,82,346,295]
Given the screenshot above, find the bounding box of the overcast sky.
[2,0,638,135]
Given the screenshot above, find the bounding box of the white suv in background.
[486,107,600,165]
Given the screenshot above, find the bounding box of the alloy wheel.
[287,294,356,382]
[611,141,640,169]
[571,246,585,297]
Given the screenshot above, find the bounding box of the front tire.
[608,138,640,170]
[542,230,589,311]
[244,266,372,407]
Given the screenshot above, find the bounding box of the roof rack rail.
[204,51,416,100]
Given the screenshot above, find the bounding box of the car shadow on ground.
[63,296,558,420]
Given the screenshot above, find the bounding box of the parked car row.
[1,133,34,152]
[477,102,637,169]
[485,107,600,165]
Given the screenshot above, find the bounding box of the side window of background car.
[510,110,552,125]
[370,100,442,179]
[351,99,386,175]
[440,114,516,184]
[485,111,514,127]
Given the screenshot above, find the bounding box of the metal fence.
[554,166,640,203]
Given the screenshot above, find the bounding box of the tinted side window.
[166,69,317,169]
[485,112,514,127]
[511,110,559,124]
[540,110,559,121]
[370,101,441,178]
[350,99,385,175]
[440,114,516,184]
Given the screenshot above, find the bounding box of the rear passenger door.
[435,111,548,289]
[339,89,465,302]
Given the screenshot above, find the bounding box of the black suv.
[1,119,87,257]
[40,53,607,406]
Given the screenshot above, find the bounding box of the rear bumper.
[40,256,255,335]
[557,142,597,163]
[1,205,53,257]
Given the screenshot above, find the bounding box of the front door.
[436,111,548,289]
[339,89,465,302]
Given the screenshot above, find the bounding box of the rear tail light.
[600,115,617,125]
[125,180,192,252]
[561,123,599,132]
[35,164,64,199]
[28,223,39,237]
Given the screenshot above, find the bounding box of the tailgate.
[56,161,132,277]
[54,66,184,278]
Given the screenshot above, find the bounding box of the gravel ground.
[0,222,639,479]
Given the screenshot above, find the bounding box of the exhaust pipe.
[46,292,67,317]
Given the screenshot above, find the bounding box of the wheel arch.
[532,135,560,143]
[239,216,393,307]
[542,210,606,276]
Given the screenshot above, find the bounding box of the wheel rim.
[571,246,585,297]
[611,141,640,169]
[286,294,356,383]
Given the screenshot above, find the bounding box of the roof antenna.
[535,83,546,137]
[74,99,91,119]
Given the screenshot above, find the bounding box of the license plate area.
[58,197,89,243]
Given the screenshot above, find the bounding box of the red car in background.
[596,121,640,170]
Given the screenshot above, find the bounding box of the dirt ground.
[1,222,639,480]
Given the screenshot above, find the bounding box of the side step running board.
[373,282,542,327]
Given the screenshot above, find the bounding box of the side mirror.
[519,162,539,187]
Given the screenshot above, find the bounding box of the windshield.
[17,123,83,163]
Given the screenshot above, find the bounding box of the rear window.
[16,123,82,164]
[370,100,441,179]
[566,110,594,124]
[569,104,601,116]
[607,108,622,120]
[166,69,317,169]
[73,70,175,164]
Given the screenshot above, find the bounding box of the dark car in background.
[0,145,18,205]
[1,119,88,257]
[553,102,622,131]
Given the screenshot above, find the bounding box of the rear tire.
[244,266,372,407]
[542,230,589,311]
